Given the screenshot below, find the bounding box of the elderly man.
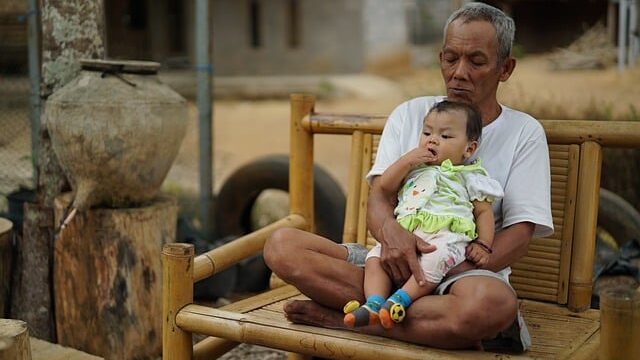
[264,3,552,351]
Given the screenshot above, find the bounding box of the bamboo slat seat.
[162,94,640,360]
[176,285,600,360]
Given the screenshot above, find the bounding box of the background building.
[0,0,629,75]
[106,0,411,75]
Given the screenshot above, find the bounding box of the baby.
[344,100,503,329]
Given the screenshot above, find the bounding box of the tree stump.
[0,218,12,317]
[10,203,55,341]
[0,319,32,360]
[53,194,177,360]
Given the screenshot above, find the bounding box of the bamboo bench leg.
[163,243,194,360]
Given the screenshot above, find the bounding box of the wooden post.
[289,94,315,232]
[162,243,194,360]
[0,218,13,317]
[53,194,177,359]
[0,319,32,360]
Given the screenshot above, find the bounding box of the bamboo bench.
[162,93,640,359]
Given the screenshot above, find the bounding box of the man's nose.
[452,59,469,80]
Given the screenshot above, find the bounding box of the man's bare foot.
[284,300,346,329]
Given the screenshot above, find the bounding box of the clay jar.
[46,59,188,211]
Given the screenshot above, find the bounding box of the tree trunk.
[0,319,32,360]
[53,193,177,360]
[10,203,55,341]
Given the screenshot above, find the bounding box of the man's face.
[440,19,513,110]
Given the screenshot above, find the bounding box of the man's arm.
[456,221,534,274]
[368,176,435,286]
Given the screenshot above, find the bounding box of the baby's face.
[419,110,476,165]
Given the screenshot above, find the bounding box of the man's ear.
[499,57,516,82]
[464,141,478,159]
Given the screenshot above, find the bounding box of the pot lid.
[80,59,160,75]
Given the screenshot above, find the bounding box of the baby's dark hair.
[427,100,482,141]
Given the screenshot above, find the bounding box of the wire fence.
[0,74,33,217]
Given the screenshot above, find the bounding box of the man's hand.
[379,220,436,286]
[466,241,491,268]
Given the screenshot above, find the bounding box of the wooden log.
[0,218,13,317]
[10,203,55,341]
[0,319,32,360]
[53,193,177,360]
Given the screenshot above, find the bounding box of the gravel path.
[218,344,286,360]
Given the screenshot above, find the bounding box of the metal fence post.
[196,0,215,239]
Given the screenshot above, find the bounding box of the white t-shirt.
[367,96,554,279]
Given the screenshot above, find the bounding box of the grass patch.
[581,98,614,120]
[509,97,639,122]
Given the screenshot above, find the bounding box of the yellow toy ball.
[343,300,360,314]
[389,303,406,323]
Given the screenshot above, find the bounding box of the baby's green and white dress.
[366,159,504,283]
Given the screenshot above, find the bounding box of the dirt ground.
[163,54,640,219]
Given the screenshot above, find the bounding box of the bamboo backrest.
[291,94,633,312]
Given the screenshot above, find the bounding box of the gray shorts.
[341,242,530,352]
[341,243,514,293]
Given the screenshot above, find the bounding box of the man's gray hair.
[444,2,515,63]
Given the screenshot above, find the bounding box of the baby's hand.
[403,146,437,167]
[466,241,491,268]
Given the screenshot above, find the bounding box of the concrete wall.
[362,0,410,67]
[211,0,366,75]
[102,0,411,75]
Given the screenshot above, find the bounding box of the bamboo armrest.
[193,214,308,282]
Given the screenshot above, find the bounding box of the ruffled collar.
[439,158,483,173]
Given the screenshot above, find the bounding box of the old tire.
[214,155,345,291]
[598,188,640,247]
